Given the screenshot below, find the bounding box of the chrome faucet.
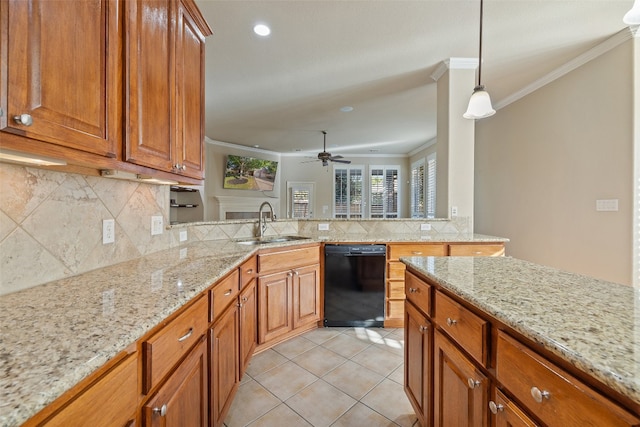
[258,201,276,238]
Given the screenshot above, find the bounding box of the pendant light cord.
[477,0,484,87]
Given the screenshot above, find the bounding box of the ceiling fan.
[312,131,351,167]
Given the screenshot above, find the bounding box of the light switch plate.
[596,199,618,211]
[151,216,163,235]
[179,230,188,242]
[318,223,330,231]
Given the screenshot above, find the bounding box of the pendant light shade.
[463,85,495,119]
[464,0,495,120]
[624,0,640,25]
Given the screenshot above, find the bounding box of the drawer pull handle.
[488,401,504,414]
[224,289,233,296]
[246,268,254,274]
[408,287,417,293]
[411,251,423,255]
[153,404,168,417]
[446,317,457,326]
[467,378,481,389]
[177,328,193,342]
[530,386,550,403]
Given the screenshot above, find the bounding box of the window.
[370,166,399,218]
[426,153,437,218]
[410,160,425,218]
[287,182,314,219]
[410,154,436,218]
[333,166,364,218]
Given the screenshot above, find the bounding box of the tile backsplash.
[0,163,170,295]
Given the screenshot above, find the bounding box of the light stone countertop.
[401,256,640,408]
[0,233,504,426]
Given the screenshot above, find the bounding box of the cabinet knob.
[13,113,33,126]
[153,404,168,417]
[467,378,481,389]
[419,325,428,333]
[530,386,550,403]
[446,317,457,326]
[293,270,299,276]
[488,401,504,414]
[224,289,233,296]
[408,287,417,293]
[246,268,254,274]
[411,251,423,255]
[181,164,187,171]
[287,271,293,277]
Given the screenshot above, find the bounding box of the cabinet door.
[491,389,539,427]
[143,336,208,427]
[239,278,257,376]
[292,264,320,329]
[210,303,240,427]
[125,0,174,172]
[174,0,206,179]
[2,0,119,157]
[258,271,293,344]
[405,301,431,427]
[434,330,488,427]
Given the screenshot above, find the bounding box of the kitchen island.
[402,256,640,426]
[0,233,504,426]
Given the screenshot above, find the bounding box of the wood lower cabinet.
[433,330,489,427]
[239,278,257,377]
[405,301,432,427]
[210,302,240,427]
[1,0,120,158]
[143,336,208,427]
[490,389,539,427]
[405,268,640,427]
[257,244,321,348]
[386,243,446,326]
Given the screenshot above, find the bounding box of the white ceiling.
[195,0,633,157]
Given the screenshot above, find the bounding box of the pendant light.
[463,0,496,120]
[624,0,640,25]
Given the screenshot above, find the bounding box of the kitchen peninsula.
[402,256,640,426]
[0,231,505,426]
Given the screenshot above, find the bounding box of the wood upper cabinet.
[143,336,208,427]
[1,0,121,157]
[125,0,210,179]
[434,330,489,427]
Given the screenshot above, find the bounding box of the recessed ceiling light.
[340,106,354,112]
[253,24,271,36]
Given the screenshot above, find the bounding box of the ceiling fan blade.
[331,159,351,164]
[329,155,344,160]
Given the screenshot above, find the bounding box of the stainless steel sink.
[235,235,311,245]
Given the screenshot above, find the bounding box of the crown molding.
[408,137,437,157]
[431,58,478,81]
[205,137,281,156]
[495,28,634,110]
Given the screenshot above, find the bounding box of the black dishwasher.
[324,244,386,327]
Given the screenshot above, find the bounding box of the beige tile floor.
[224,327,419,427]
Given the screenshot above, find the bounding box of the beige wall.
[475,40,634,285]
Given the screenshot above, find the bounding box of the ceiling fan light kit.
[464,0,496,120]
[624,0,640,25]
[314,131,352,167]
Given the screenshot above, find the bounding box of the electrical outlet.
[420,223,432,231]
[596,199,619,211]
[318,223,330,231]
[102,219,115,244]
[451,206,458,217]
[179,230,188,242]
[151,216,163,236]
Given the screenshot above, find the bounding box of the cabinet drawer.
[258,245,320,274]
[143,295,208,393]
[492,388,539,427]
[496,332,640,427]
[448,243,505,257]
[387,261,406,280]
[43,352,138,427]
[388,243,446,260]
[387,280,406,299]
[434,291,488,365]
[405,271,430,316]
[210,269,240,322]
[239,256,257,290]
